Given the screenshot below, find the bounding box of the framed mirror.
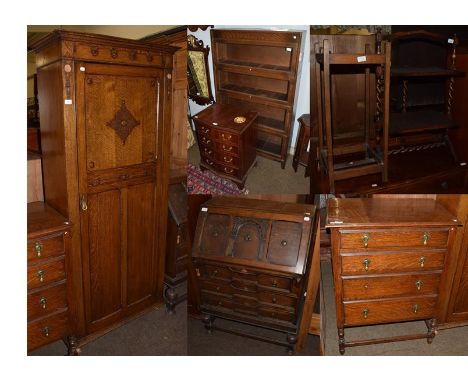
[187,35,214,105]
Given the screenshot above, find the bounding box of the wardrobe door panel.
[87,189,122,323]
[126,182,156,305]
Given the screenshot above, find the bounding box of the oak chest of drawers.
[193,103,257,189]
[191,197,317,353]
[164,182,188,313]
[27,202,77,354]
[326,197,460,354]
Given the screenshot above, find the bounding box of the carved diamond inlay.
[106,100,140,143]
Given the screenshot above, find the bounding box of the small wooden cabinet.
[164,182,188,313]
[193,103,257,189]
[326,197,459,354]
[211,29,304,168]
[191,197,318,354]
[27,202,78,354]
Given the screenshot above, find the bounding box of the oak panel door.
[76,62,163,333]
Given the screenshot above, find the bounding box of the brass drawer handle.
[205,159,214,166]
[362,308,369,319]
[224,167,234,174]
[202,137,211,145]
[272,279,278,287]
[34,242,43,257]
[37,270,45,283]
[201,127,210,134]
[223,156,233,163]
[415,280,423,291]
[281,240,287,247]
[413,304,419,314]
[39,297,47,309]
[422,232,431,245]
[221,133,232,140]
[204,148,213,155]
[80,195,88,211]
[222,145,233,152]
[42,326,50,337]
[363,258,371,271]
[419,256,427,268]
[362,234,370,248]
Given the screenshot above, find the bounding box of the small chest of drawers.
[191,197,318,354]
[193,103,257,189]
[27,202,77,354]
[326,197,460,354]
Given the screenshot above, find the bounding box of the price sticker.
[357,56,367,63]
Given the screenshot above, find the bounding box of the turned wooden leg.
[338,328,345,355]
[286,333,297,355]
[202,314,214,334]
[427,318,437,344]
[164,285,177,314]
[66,336,81,356]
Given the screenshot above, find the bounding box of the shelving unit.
[389,31,465,152]
[211,29,304,168]
[313,37,391,193]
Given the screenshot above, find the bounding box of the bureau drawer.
[217,141,240,157]
[195,263,232,281]
[258,306,296,323]
[257,274,293,292]
[342,273,442,301]
[199,279,233,295]
[341,250,446,275]
[340,229,449,249]
[27,257,66,290]
[258,290,298,308]
[27,310,69,352]
[344,296,437,326]
[201,291,257,316]
[27,234,65,262]
[27,281,68,321]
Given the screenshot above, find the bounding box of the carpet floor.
[29,302,187,356]
[188,146,310,194]
[321,260,468,356]
[188,316,320,356]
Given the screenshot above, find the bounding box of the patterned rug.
[187,163,248,195]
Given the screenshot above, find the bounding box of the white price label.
[64,99,72,105]
[286,47,292,52]
[306,139,310,153]
[201,207,208,212]
[448,38,454,44]
[357,56,367,63]
[80,67,86,72]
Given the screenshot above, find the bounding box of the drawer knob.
[212,230,219,238]
[212,270,218,276]
[413,304,419,313]
[37,270,45,283]
[34,242,43,257]
[419,256,427,268]
[362,308,369,319]
[216,286,220,291]
[272,279,278,287]
[272,297,277,303]
[281,240,287,247]
[39,297,47,309]
[362,234,370,248]
[422,232,431,245]
[244,234,252,241]
[415,280,423,291]
[223,145,233,152]
[42,326,50,337]
[363,258,371,271]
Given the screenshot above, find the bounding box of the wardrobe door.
[76,62,163,333]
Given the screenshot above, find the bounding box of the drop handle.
[422,232,431,246]
[415,280,423,291]
[223,145,233,152]
[80,195,88,211]
[34,242,43,257]
[223,156,233,163]
[413,304,419,314]
[37,270,45,283]
[281,240,287,247]
[42,326,50,337]
[419,256,427,268]
[39,297,47,309]
[362,234,370,248]
[362,308,369,319]
[363,258,371,271]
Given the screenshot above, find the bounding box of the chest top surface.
[326,198,460,229]
[192,197,316,275]
[193,103,257,134]
[27,202,69,238]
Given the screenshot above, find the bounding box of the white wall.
[187,25,310,154]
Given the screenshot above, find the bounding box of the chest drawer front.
[217,131,239,146]
[27,310,69,352]
[342,273,442,301]
[344,296,437,326]
[216,153,240,169]
[218,164,240,178]
[201,154,217,169]
[341,251,446,275]
[199,144,216,160]
[258,306,296,323]
[196,263,232,281]
[27,282,67,321]
[266,221,302,267]
[217,141,240,157]
[340,229,449,249]
[199,134,215,148]
[27,258,66,290]
[196,123,215,138]
[27,234,64,262]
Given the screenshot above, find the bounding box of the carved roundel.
[106,100,140,143]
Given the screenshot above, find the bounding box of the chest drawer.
[217,131,239,146]
[341,250,446,275]
[258,290,298,308]
[195,263,232,281]
[257,274,293,293]
[27,310,69,352]
[197,123,215,138]
[340,229,449,250]
[218,164,240,178]
[199,134,216,148]
[344,296,437,326]
[199,144,216,160]
[258,306,296,323]
[27,281,68,321]
[27,234,64,262]
[217,141,240,157]
[27,257,66,290]
[216,152,240,169]
[342,273,442,301]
